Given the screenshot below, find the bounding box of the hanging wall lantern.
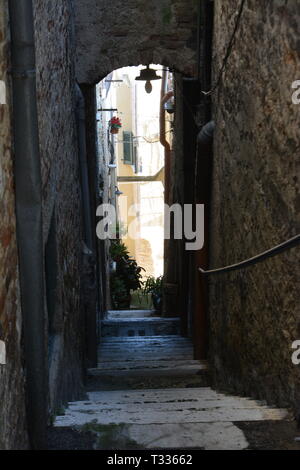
[115,187,123,196]
[135,65,162,94]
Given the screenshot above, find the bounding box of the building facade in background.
[97,66,166,278]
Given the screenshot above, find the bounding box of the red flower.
[110,116,122,127]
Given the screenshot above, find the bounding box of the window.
[123,131,137,166]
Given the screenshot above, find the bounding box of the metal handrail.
[199,234,300,275]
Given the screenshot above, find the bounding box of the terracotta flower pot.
[110,127,119,134]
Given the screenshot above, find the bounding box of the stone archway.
[74,0,198,84]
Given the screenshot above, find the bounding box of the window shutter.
[123,131,133,164]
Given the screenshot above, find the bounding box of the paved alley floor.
[50,311,300,450]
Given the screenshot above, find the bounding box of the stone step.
[98,335,194,362]
[55,387,290,428]
[99,344,193,352]
[90,359,207,372]
[100,343,192,348]
[101,317,180,337]
[100,335,189,343]
[87,359,209,391]
[99,353,193,362]
[106,309,157,319]
[54,330,293,450]
[99,342,192,349]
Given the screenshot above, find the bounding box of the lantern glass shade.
[145,81,152,94]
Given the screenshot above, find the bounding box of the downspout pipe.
[160,71,173,206]
[161,71,174,318]
[8,0,47,449]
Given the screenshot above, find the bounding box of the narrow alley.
[0,0,299,455]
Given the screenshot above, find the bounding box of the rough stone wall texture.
[209,0,300,411]
[74,0,198,84]
[0,1,28,450]
[33,0,85,412]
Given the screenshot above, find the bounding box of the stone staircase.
[53,310,294,450]
[101,309,180,337]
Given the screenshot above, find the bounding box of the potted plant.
[109,116,122,134]
[110,240,144,309]
[143,275,163,313]
[110,274,131,309]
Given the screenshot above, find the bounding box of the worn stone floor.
[50,310,300,450]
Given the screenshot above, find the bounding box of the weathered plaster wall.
[74,0,198,84]
[209,0,300,411]
[96,83,112,313]
[33,0,85,412]
[0,1,28,450]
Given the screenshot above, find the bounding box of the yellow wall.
[113,66,165,278]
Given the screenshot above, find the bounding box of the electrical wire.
[201,0,246,96]
[173,0,246,128]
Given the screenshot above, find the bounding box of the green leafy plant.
[110,240,145,309]
[110,239,130,262]
[143,275,163,297]
[110,274,131,309]
[109,221,127,239]
[142,275,163,313]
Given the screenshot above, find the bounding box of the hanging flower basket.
[109,116,122,134]
[110,127,119,134]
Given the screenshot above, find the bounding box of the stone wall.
[209,0,300,411]
[74,0,198,84]
[33,0,86,412]
[1,0,90,446]
[0,1,28,450]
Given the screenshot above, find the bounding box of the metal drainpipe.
[8,0,47,449]
[75,84,93,251]
[160,71,173,206]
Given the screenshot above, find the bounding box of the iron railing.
[199,234,300,275]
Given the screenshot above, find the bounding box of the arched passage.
[74,0,198,85]
[74,0,202,350]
